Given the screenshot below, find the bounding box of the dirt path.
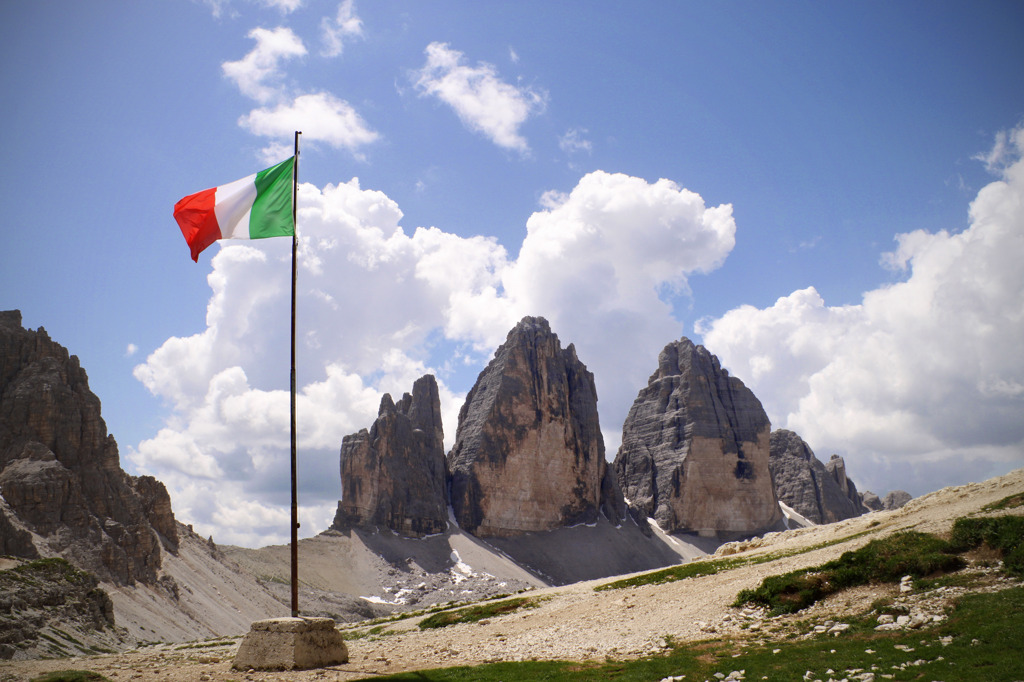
[3,469,1021,682]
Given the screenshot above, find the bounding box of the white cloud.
[239,92,379,157]
[124,343,138,358]
[259,0,303,13]
[498,171,736,451]
[973,121,1024,174]
[133,170,735,546]
[559,127,592,155]
[197,0,233,19]
[698,123,1024,497]
[222,24,376,160]
[222,27,307,103]
[412,42,547,153]
[320,0,363,57]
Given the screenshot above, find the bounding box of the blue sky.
[2,1,1022,547]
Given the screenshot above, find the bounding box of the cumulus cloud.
[412,42,547,153]
[698,124,1024,497]
[491,172,736,446]
[239,92,379,158]
[320,0,363,57]
[223,25,376,160]
[222,27,307,103]
[132,171,734,546]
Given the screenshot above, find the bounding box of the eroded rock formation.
[0,310,177,585]
[0,557,117,660]
[448,317,623,537]
[334,375,448,537]
[861,488,912,511]
[824,454,868,517]
[882,489,912,509]
[768,429,865,524]
[614,337,782,536]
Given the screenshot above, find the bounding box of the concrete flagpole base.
[232,617,349,671]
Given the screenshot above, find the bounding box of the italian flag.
[173,156,295,262]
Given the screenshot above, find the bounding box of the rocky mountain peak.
[614,337,782,536]
[334,374,448,537]
[768,429,866,524]
[0,310,177,585]
[447,316,623,537]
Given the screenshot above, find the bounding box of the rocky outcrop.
[859,490,883,511]
[448,317,623,537]
[768,429,865,524]
[132,474,179,554]
[0,557,118,660]
[0,310,178,586]
[824,454,868,517]
[861,489,912,511]
[769,429,910,521]
[883,489,912,509]
[334,375,448,537]
[614,337,782,536]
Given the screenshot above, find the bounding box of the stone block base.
[233,617,349,671]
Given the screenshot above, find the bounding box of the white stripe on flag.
[213,172,259,240]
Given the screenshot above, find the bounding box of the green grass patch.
[341,593,526,635]
[29,672,112,682]
[950,514,1024,577]
[359,585,1024,681]
[174,640,235,650]
[913,570,987,591]
[342,624,393,641]
[595,556,735,591]
[418,597,540,630]
[734,531,965,615]
[4,558,96,587]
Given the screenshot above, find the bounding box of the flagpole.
[290,130,301,618]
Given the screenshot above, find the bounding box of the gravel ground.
[3,468,1021,682]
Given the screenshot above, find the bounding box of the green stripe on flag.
[250,156,295,239]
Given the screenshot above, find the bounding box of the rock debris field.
[3,468,1022,682]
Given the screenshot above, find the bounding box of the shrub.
[735,531,964,615]
[950,515,1024,577]
[829,530,964,583]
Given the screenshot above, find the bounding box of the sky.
[2,1,1023,548]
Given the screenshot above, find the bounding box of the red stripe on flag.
[173,187,222,262]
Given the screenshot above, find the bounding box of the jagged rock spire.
[334,374,448,537]
[448,316,624,537]
[614,337,782,536]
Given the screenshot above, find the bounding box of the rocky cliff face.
[0,310,178,586]
[824,453,868,517]
[334,375,448,537]
[0,557,119,660]
[614,338,782,536]
[768,429,865,524]
[448,317,623,537]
